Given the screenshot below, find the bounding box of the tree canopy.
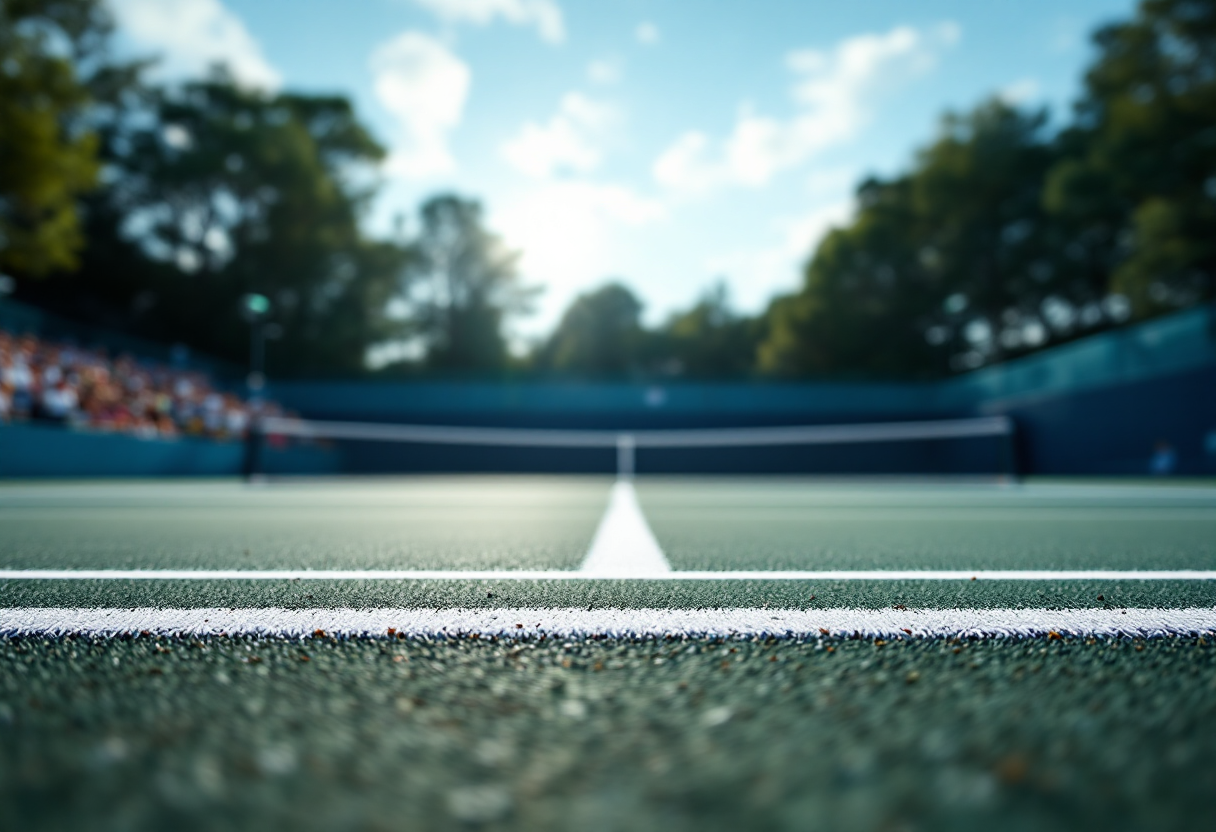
[1047,0,1216,317]
[398,195,536,374]
[0,0,104,275]
[760,102,1062,377]
[18,69,409,375]
[534,282,646,377]
[757,0,1214,378]
[3,0,1211,382]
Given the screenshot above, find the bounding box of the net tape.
[262,415,1013,449]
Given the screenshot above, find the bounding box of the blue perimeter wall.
[0,424,339,478]
[2,306,1213,476]
[270,305,1216,477]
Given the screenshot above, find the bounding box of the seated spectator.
[224,395,249,436]
[1,339,35,418]
[0,326,274,444]
[38,379,78,423]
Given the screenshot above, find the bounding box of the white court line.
[3,606,1215,638]
[579,481,671,576]
[1,569,1215,580]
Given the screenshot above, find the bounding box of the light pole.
[242,293,271,399]
[0,275,14,325]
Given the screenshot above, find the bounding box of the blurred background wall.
[4,304,1210,477]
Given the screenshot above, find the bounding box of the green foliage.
[657,283,761,379]
[759,176,929,377]
[130,78,402,374]
[533,281,761,381]
[0,0,105,275]
[399,195,536,374]
[8,0,1213,381]
[760,102,1061,376]
[534,282,646,377]
[1046,0,1216,316]
[23,70,409,375]
[756,0,1216,378]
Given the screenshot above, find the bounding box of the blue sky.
[108,0,1139,348]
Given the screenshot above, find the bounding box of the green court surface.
[636,479,1216,571]
[0,478,609,571]
[3,476,1216,830]
[3,477,1215,577]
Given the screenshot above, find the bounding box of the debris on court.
[3,633,1215,829]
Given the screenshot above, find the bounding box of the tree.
[19,70,408,375]
[758,176,942,378]
[759,101,1061,377]
[534,282,646,377]
[910,101,1063,369]
[399,195,536,373]
[758,1,1216,380]
[656,283,760,378]
[1045,0,1216,317]
[0,0,105,276]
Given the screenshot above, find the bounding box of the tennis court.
[3,475,1216,830]
[4,475,1215,607]
[7,0,1216,825]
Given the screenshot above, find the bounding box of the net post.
[242,414,264,483]
[616,434,636,480]
[999,415,1020,485]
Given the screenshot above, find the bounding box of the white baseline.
[1,570,1214,580]
[2,606,1215,638]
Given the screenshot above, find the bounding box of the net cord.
[252,415,1016,480]
[261,415,1012,449]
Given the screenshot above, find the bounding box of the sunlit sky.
[108,0,1138,343]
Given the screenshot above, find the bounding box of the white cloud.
[999,77,1040,105]
[705,200,854,309]
[635,22,660,45]
[495,181,666,328]
[109,0,280,89]
[587,58,622,85]
[408,0,565,44]
[501,93,615,178]
[653,23,960,195]
[805,166,858,196]
[371,32,471,178]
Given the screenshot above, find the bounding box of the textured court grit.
[5,577,1216,611]
[2,633,1216,831]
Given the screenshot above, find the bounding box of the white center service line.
[2,606,1215,638]
[579,481,671,576]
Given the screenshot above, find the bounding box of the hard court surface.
[2,477,1215,831]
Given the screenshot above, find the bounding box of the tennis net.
[249,415,1018,479]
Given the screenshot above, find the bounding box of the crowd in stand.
[0,329,279,440]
